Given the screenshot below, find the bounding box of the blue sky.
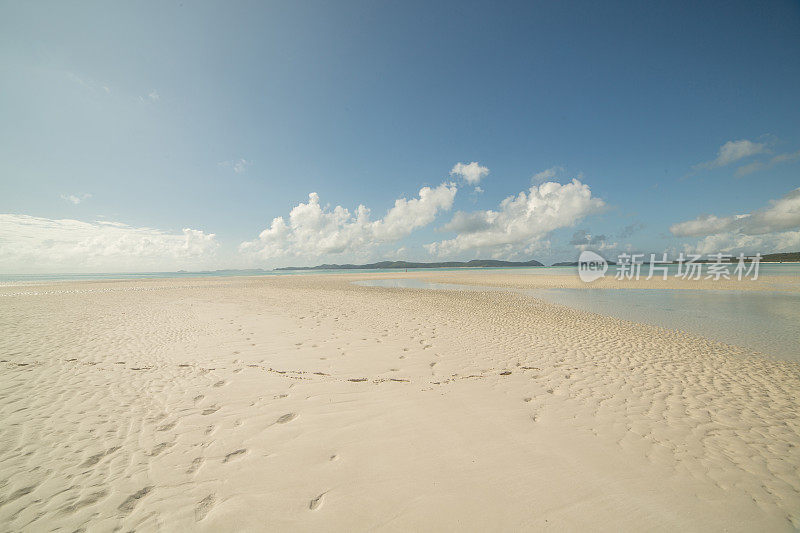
[1,0,799,272]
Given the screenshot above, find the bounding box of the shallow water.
[354,279,800,361]
[530,288,800,362]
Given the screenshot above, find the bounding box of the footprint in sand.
[309,492,327,510]
[195,494,216,521]
[157,421,177,431]
[276,413,297,424]
[187,457,205,474]
[61,489,109,515]
[202,405,220,415]
[149,442,173,456]
[223,449,247,463]
[118,486,153,515]
[213,380,226,388]
[80,446,120,467]
[0,484,38,507]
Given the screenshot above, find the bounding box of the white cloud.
[219,159,251,174]
[240,182,457,261]
[0,215,218,273]
[450,162,489,185]
[441,211,493,234]
[734,161,764,177]
[671,188,800,237]
[696,139,767,170]
[66,72,111,97]
[671,188,800,254]
[233,159,250,173]
[735,149,800,177]
[427,179,606,257]
[689,231,800,256]
[532,166,563,183]
[771,150,800,165]
[669,214,741,237]
[60,193,92,205]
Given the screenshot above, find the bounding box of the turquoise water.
[354,279,800,361]
[603,262,800,278]
[530,288,800,361]
[3,263,799,284]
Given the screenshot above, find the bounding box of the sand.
[1,272,799,531]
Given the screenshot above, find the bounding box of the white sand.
[1,273,798,531]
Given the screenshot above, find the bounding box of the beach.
[1,272,799,531]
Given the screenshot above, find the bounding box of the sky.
[1,0,799,273]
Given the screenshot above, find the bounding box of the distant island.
[275,259,544,271]
[273,252,800,271]
[761,252,800,262]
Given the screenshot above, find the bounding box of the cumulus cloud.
[60,193,92,205]
[240,182,457,261]
[532,166,563,183]
[0,215,218,273]
[670,188,800,254]
[695,139,767,170]
[450,162,489,185]
[427,179,606,257]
